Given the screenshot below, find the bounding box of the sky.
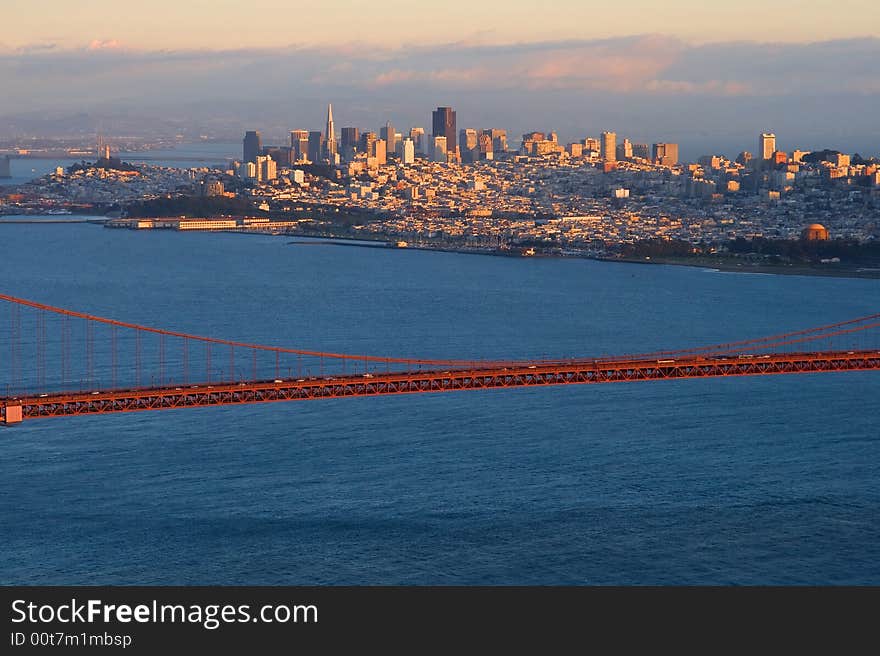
[4,0,877,48]
[2,2,879,157]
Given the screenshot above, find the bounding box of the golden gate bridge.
[1,292,879,425]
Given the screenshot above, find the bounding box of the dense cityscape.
[2,103,879,272]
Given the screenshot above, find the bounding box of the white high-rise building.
[401,138,415,165]
[409,127,425,153]
[760,132,776,160]
[433,136,447,162]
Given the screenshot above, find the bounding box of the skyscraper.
[340,127,359,157]
[460,128,478,163]
[601,131,617,163]
[409,127,425,153]
[380,122,397,156]
[433,136,447,162]
[243,130,261,164]
[760,132,776,160]
[373,139,387,166]
[631,143,650,159]
[290,130,309,161]
[478,133,494,160]
[484,128,507,153]
[652,143,679,167]
[432,107,457,157]
[308,131,324,162]
[401,138,415,165]
[324,104,337,160]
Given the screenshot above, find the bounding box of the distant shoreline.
[2,216,877,279]
[285,234,880,279]
[601,255,880,279]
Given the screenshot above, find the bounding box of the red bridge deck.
[4,349,879,424]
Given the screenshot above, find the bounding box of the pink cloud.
[87,39,123,51]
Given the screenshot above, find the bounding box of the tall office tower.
[460,128,478,163]
[432,136,447,162]
[380,122,397,155]
[360,131,377,154]
[340,127,359,159]
[307,131,324,162]
[601,131,617,162]
[401,138,415,165]
[631,143,650,159]
[409,127,426,153]
[243,130,262,163]
[759,132,776,160]
[652,143,679,167]
[0,155,11,178]
[254,155,269,182]
[264,146,292,167]
[290,130,309,161]
[373,139,387,166]
[478,133,494,160]
[323,104,337,160]
[432,107,457,156]
[484,128,507,153]
[259,156,277,181]
[584,137,601,151]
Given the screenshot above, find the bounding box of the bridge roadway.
[3,349,880,424]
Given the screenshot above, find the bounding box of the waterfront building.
[802,223,829,241]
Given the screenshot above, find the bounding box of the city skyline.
[2,32,878,159]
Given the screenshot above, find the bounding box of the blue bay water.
[0,222,879,584]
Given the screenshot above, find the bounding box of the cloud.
[0,36,878,157]
[12,42,58,54]
[87,39,124,51]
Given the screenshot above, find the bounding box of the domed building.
[802,223,829,241]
